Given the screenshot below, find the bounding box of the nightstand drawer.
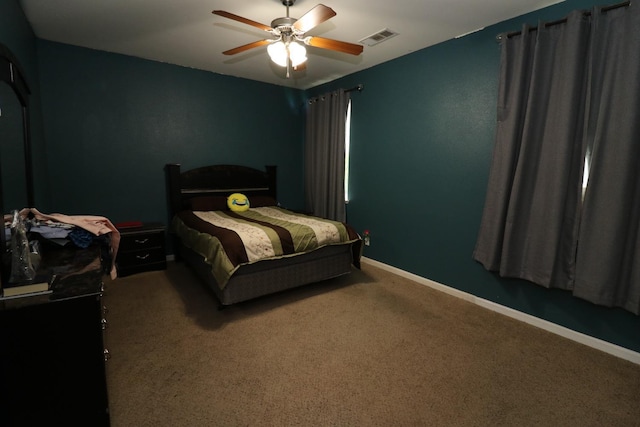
[119,231,164,252]
[117,247,166,266]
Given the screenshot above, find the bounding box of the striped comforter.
[172,207,360,288]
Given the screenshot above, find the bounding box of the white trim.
[361,257,640,366]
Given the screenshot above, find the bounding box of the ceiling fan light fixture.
[215,3,362,77]
[288,41,307,67]
[267,41,288,67]
[268,40,307,68]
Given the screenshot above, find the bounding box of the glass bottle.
[9,210,36,282]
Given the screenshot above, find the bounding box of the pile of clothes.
[5,208,120,279]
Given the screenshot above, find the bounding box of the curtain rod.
[498,0,630,40]
[345,84,364,93]
[307,84,364,105]
[307,83,364,104]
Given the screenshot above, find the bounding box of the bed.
[165,163,362,307]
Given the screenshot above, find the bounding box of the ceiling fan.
[212,0,363,77]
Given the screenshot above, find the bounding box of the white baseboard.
[361,257,640,366]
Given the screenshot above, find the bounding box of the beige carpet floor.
[103,261,640,426]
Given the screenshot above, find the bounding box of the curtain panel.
[473,4,640,314]
[304,89,350,222]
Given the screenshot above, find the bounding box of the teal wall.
[0,0,49,208]
[3,0,639,352]
[311,0,640,353]
[36,41,306,224]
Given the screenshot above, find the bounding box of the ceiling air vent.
[359,28,399,46]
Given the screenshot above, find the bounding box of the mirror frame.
[0,43,33,284]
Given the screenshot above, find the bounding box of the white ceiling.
[19,0,564,90]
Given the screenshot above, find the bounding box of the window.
[344,99,352,203]
[473,4,640,314]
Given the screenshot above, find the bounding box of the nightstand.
[116,223,167,277]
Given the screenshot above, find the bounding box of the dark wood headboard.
[164,163,277,222]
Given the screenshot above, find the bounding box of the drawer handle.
[136,253,150,260]
[135,238,149,244]
[102,318,108,330]
[104,348,111,362]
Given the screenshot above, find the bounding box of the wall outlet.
[363,230,370,246]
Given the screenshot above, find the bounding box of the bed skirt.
[178,241,358,306]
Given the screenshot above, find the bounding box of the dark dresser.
[0,243,111,427]
[116,223,167,277]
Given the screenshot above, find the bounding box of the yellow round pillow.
[227,193,250,212]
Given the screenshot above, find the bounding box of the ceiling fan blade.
[222,40,272,55]
[306,36,363,55]
[292,4,336,33]
[212,10,273,32]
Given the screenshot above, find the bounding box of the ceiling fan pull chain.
[286,47,292,79]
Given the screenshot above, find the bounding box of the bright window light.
[344,100,352,203]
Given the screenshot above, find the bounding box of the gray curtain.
[473,4,640,314]
[304,89,350,221]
